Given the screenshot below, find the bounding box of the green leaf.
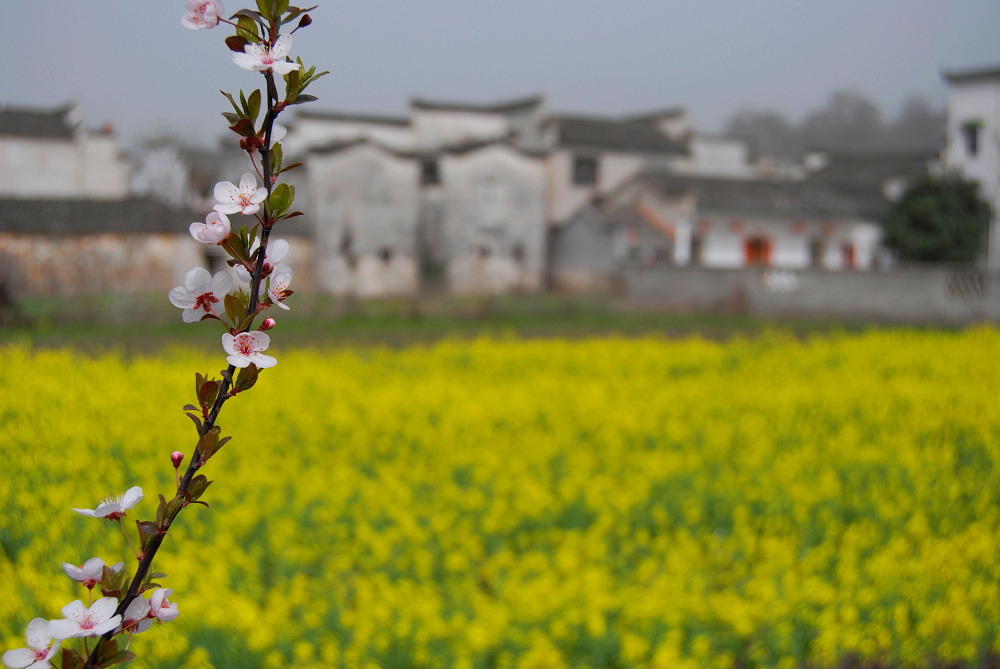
[269,143,283,174]
[289,94,318,106]
[248,89,262,124]
[221,91,242,115]
[155,494,167,526]
[236,15,260,40]
[188,475,213,502]
[198,430,215,459]
[97,650,136,667]
[230,118,257,138]
[136,520,159,551]
[185,412,203,432]
[276,0,290,16]
[255,0,273,21]
[198,380,221,412]
[224,293,242,324]
[234,363,260,393]
[268,183,294,218]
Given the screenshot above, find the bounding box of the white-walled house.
[282,95,905,296]
[306,141,422,297]
[441,144,548,293]
[943,64,1000,268]
[0,105,129,199]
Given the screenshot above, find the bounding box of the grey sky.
[3,1,999,147]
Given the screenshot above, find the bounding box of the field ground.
[0,291,952,351]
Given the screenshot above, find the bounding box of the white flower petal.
[250,187,268,204]
[221,333,238,356]
[227,354,251,368]
[232,52,262,71]
[182,308,204,324]
[252,352,278,368]
[46,619,79,641]
[120,486,143,511]
[269,240,289,263]
[60,601,88,622]
[211,272,233,296]
[214,181,238,203]
[2,648,35,668]
[241,203,261,215]
[123,597,150,624]
[169,287,196,310]
[156,604,179,622]
[272,34,292,58]
[90,616,122,637]
[214,203,243,215]
[183,267,212,292]
[91,597,120,620]
[249,331,270,350]
[238,173,258,191]
[25,618,51,650]
[270,61,301,75]
[72,508,98,517]
[62,562,85,581]
[81,557,105,579]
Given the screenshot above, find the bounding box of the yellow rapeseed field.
[1,329,999,668]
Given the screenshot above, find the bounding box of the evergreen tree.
[886,173,993,263]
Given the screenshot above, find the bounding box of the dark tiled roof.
[411,95,544,114]
[296,109,410,126]
[807,151,934,186]
[0,198,193,235]
[625,107,686,123]
[636,172,882,220]
[555,116,687,155]
[942,64,1000,85]
[0,197,313,237]
[0,105,75,139]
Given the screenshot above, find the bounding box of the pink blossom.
[214,173,267,216]
[267,265,292,310]
[120,596,154,635]
[61,558,123,589]
[168,267,233,323]
[149,589,179,622]
[236,238,289,284]
[47,599,122,639]
[72,486,143,521]
[233,35,299,74]
[2,618,60,669]
[221,331,277,369]
[182,0,224,30]
[189,212,232,244]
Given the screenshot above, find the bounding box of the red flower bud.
[261,318,276,331]
[298,14,312,28]
[171,451,184,469]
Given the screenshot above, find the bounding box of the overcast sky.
[3,1,999,148]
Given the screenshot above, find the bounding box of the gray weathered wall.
[623,266,1000,324]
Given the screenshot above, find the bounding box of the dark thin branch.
[82,31,285,669]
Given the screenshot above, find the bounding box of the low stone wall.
[622,265,1000,324]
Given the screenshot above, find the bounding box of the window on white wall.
[962,120,982,157]
[573,157,597,186]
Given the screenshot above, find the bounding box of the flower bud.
[260,318,276,331]
[298,14,312,28]
[171,451,184,469]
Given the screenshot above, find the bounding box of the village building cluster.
[1,65,997,301]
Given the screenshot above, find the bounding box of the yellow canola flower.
[0,328,999,667]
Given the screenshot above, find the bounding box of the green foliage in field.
[1,330,999,668]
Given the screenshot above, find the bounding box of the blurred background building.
[2,62,999,322]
